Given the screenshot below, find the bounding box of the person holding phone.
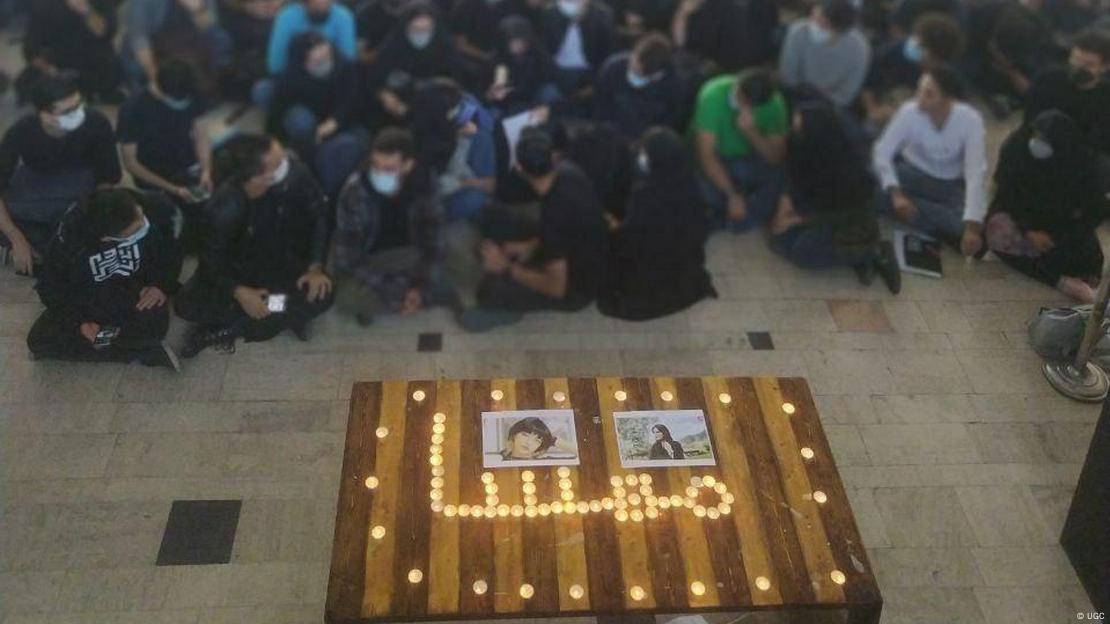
[175,133,333,356]
[27,188,181,369]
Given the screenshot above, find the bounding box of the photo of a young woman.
[648,424,686,460]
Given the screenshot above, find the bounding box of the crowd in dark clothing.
[0,0,1107,370]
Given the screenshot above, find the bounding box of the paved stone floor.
[0,46,1099,623]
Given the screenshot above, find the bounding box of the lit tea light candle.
[613,487,627,499]
[690,476,703,488]
[557,466,571,478]
[524,495,538,506]
[552,391,567,403]
[431,500,445,513]
[520,584,534,599]
[645,506,659,519]
[706,507,720,520]
[431,434,444,445]
[714,482,727,494]
[497,504,510,517]
[638,473,652,485]
[718,503,732,515]
[408,569,423,583]
[558,478,572,490]
[813,490,827,504]
[569,584,585,599]
[430,477,444,489]
[484,506,496,518]
[690,581,706,596]
[629,586,646,601]
[615,509,629,522]
[563,502,577,515]
[685,486,699,498]
[522,482,537,495]
[693,505,706,518]
[683,498,696,509]
[630,509,644,522]
[481,472,495,484]
[551,502,563,514]
[625,474,638,487]
[511,505,524,517]
[364,476,379,489]
[703,476,716,488]
[490,389,504,401]
[601,498,615,510]
[755,577,771,591]
[718,393,732,405]
[444,505,457,517]
[589,500,602,513]
[521,470,535,482]
[614,498,628,510]
[371,525,386,539]
[412,390,426,402]
[576,501,589,514]
[458,504,471,517]
[800,447,815,460]
[658,497,671,509]
[782,402,795,414]
[430,489,443,501]
[486,495,499,507]
[432,423,446,435]
[614,390,627,401]
[645,495,658,507]
[610,475,623,488]
[375,427,389,439]
[525,506,538,518]
[722,493,735,504]
[429,445,442,456]
[627,493,642,506]
[473,580,488,595]
[669,495,683,507]
[485,483,499,495]
[660,391,674,401]
[538,504,551,516]
[830,570,846,585]
[429,455,443,466]
[433,412,446,424]
[432,466,445,477]
[639,485,653,497]
[560,490,575,502]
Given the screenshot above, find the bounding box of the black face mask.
[1069,65,1096,88]
[307,9,330,24]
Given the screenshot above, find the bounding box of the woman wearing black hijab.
[598,126,716,321]
[770,100,900,294]
[486,16,561,116]
[985,110,1107,303]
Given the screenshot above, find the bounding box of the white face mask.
[627,69,651,89]
[636,151,650,174]
[1028,136,1054,160]
[808,21,831,44]
[307,59,334,78]
[56,105,86,132]
[369,169,401,195]
[903,36,924,64]
[270,156,290,186]
[408,30,433,49]
[557,0,582,19]
[106,216,150,246]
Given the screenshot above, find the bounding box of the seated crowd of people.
[0,0,1107,371]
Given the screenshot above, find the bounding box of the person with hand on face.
[985,110,1108,303]
[1024,28,1110,155]
[27,188,181,370]
[592,33,689,139]
[778,0,870,109]
[873,65,988,257]
[366,1,456,123]
[541,0,615,111]
[691,68,788,232]
[333,128,457,326]
[118,59,212,211]
[175,134,333,356]
[459,128,608,332]
[266,33,356,160]
[0,74,121,276]
[486,16,561,116]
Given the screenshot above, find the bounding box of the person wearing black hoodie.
[485,16,560,116]
[175,134,334,355]
[28,188,181,369]
[598,126,716,321]
[771,100,900,293]
[985,110,1107,303]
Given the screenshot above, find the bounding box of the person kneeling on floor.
[176,133,333,356]
[27,188,181,370]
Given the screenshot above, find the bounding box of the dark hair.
[632,33,672,75]
[506,417,556,454]
[370,126,416,160]
[912,12,965,63]
[289,31,330,71]
[411,77,465,170]
[923,64,965,99]
[213,133,274,186]
[1073,28,1110,63]
[29,73,79,112]
[652,424,674,442]
[156,59,198,101]
[820,0,857,32]
[85,189,141,238]
[737,69,776,106]
[787,99,873,212]
[516,127,555,177]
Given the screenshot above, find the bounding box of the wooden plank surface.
[327,377,881,623]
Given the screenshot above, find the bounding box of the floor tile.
[156,500,242,566]
[972,546,1079,587]
[220,353,344,401]
[859,423,981,465]
[827,300,894,333]
[955,486,1055,547]
[974,585,1091,624]
[872,487,978,547]
[870,547,985,588]
[880,587,986,624]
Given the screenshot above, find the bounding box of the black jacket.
[540,3,615,76]
[593,52,690,139]
[35,191,178,329]
[196,157,329,296]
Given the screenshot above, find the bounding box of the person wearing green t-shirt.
[691,69,788,231]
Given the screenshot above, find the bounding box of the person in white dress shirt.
[872,64,988,257]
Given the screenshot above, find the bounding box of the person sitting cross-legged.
[27,188,181,370]
[332,127,458,326]
[985,110,1108,303]
[459,128,608,332]
[175,134,333,356]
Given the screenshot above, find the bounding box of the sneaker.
[852,261,875,287]
[874,240,902,295]
[290,321,310,342]
[140,341,182,372]
[181,325,238,358]
[355,312,374,327]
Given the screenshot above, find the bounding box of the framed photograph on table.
[482,409,580,468]
[613,410,717,468]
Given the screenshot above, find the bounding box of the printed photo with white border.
[481,409,580,468]
[613,410,717,468]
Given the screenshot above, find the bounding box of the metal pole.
[1044,264,1110,402]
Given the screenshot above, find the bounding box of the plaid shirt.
[332,171,442,310]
